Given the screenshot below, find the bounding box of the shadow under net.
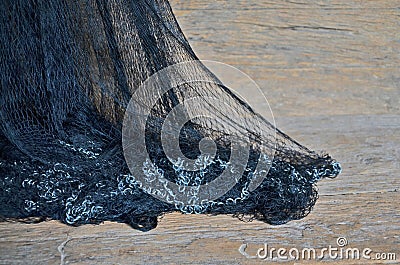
[0,0,341,231]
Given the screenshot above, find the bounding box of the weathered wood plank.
[1,0,399,264]
[172,1,400,118]
[0,113,398,265]
[276,114,400,195]
[0,191,398,265]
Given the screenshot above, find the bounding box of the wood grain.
[1,1,399,264]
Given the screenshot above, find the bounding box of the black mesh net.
[0,0,341,231]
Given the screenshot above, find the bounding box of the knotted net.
[0,0,341,231]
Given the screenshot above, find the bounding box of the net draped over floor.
[0,0,340,231]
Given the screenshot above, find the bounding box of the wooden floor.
[1,1,399,264]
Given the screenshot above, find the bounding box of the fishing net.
[0,0,341,231]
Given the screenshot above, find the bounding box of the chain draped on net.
[0,0,341,231]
